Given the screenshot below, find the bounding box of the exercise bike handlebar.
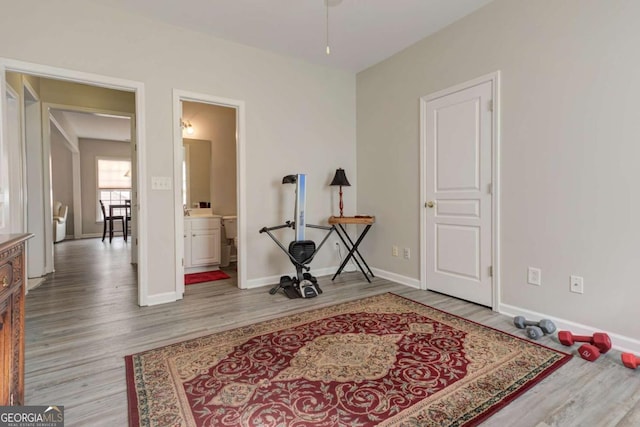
[259,221,336,271]
[259,221,294,233]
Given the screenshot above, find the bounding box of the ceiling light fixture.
[325,0,343,56]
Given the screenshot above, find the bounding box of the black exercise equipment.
[260,174,334,299]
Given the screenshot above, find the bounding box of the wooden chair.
[100,200,125,242]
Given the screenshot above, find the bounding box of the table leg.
[332,226,367,281]
[332,224,374,283]
[342,224,374,277]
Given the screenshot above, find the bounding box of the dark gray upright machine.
[260,174,334,298]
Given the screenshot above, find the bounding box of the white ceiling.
[55,1,494,140]
[90,0,494,72]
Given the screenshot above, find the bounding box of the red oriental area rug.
[184,270,230,285]
[125,293,571,426]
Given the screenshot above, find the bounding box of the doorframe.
[3,84,22,233]
[23,79,51,277]
[419,71,501,310]
[172,89,246,298]
[45,103,134,242]
[0,57,150,306]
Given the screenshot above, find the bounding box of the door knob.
[426,201,435,208]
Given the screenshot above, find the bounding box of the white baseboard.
[26,277,46,293]
[246,266,422,291]
[499,302,640,355]
[244,266,339,289]
[145,291,180,306]
[371,268,421,289]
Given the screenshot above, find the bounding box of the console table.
[328,216,375,283]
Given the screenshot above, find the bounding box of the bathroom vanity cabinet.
[184,216,221,270]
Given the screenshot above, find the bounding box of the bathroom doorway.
[172,90,246,297]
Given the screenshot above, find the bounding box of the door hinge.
[181,258,184,267]
[489,266,493,277]
[488,183,493,194]
[488,100,493,112]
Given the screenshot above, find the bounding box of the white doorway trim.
[0,57,150,306]
[419,71,501,310]
[3,84,22,234]
[45,103,134,243]
[172,89,246,298]
[22,79,47,277]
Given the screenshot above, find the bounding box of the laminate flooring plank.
[23,238,636,426]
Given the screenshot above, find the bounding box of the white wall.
[356,0,640,341]
[0,0,356,296]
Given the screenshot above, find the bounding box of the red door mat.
[184,270,230,285]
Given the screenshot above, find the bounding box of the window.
[96,157,131,221]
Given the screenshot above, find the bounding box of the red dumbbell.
[621,353,640,369]
[557,331,612,354]
[578,344,601,362]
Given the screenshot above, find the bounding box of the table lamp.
[330,168,350,217]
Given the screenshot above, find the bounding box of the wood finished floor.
[25,238,640,426]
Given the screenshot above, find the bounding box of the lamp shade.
[330,168,351,187]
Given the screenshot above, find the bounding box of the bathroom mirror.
[183,138,211,208]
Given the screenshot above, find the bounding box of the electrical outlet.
[403,248,410,259]
[570,275,584,294]
[527,267,541,286]
[392,245,399,257]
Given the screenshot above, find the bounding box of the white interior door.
[424,80,493,306]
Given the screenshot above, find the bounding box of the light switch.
[151,176,172,190]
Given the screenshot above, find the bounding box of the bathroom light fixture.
[181,119,194,135]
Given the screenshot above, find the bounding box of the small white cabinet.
[184,216,221,270]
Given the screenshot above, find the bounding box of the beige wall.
[357,0,640,340]
[50,127,74,234]
[182,102,237,216]
[5,71,20,93]
[0,0,356,296]
[40,79,135,113]
[79,138,131,235]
